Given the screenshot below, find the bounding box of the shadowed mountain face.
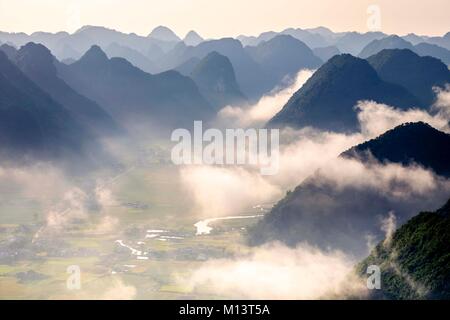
[104,42,157,73]
[280,28,329,49]
[190,51,247,110]
[342,122,450,178]
[183,31,203,46]
[0,43,17,61]
[357,198,450,299]
[425,32,450,51]
[267,54,421,132]
[248,122,450,256]
[148,26,181,42]
[313,45,340,62]
[58,45,214,130]
[359,35,414,58]
[0,50,95,163]
[367,49,450,106]
[335,32,386,55]
[413,42,450,66]
[10,43,121,137]
[246,35,322,84]
[174,57,201,76]
[159,38,273,100]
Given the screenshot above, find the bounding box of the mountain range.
[267,53,421,132]
[366,49,450,107]
[248,122,450,256]
[359,35,450,65]
[0,49,97,164]
[5,42,121,137]
[190,51,247,110]
[245,35,322,85]
[58,45,214,130]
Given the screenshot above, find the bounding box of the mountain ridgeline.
[0,49,99,165]
[267,54,421,132]
[190,51,247,110]
[366,49,450,106]
[342,122,450,177]
[245,35,322,85]
[58,45,214,131]
[248,122,450,256]
[10,42,122,137]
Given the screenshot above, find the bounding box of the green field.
[0,157,264,299]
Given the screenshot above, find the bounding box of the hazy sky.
[0,0,448,38]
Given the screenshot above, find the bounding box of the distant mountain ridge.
[267,54,421,132]
[58,45,214,130]
[245,35,322,85]
[0,50,97,164]
[366,49,450,106]
[190,51,247,110]
[7,42,122,137]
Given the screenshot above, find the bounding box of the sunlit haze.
[0,0,448,37]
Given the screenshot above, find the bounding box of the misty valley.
[1,19,450,301]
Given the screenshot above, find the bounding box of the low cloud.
[182,242,367,299]
[381,212,397,248]
[433,84,450,119]
[315,157,444,198]
[218,70,314,127]
[357,100,450,137]
[180,166,282,218]
[180,92,450,225]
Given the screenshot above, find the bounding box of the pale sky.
[0,0,448,38]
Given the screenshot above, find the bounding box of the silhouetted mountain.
[313,45,340,62]
[0,43,17,61]
[159,38,273,99]
[146,42,165,62]
[104,42,157,73]
[305,27,337,43]
[58,45,214,130]
[425,32,450,51]
[9,25,178,62]
[359,35,414,58]
[402,33,426,45]
[367,49,450,106]
[357,197,450,299]
[268,54,421,132]
[174,57,201,76]
[148,26,181,42]
[248,122,450,255]
[239,28,333,49]
[13,42,121,137]
[183,31,203,46]
[237,35,259,47]
[413,42,450,65]
[246,35,322,84]
[0,50,95,163]
[190,51,247,110]
[335,31,386,55]
[342,122,450,177]
[0,31,32,47]
[280,28,329,48]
